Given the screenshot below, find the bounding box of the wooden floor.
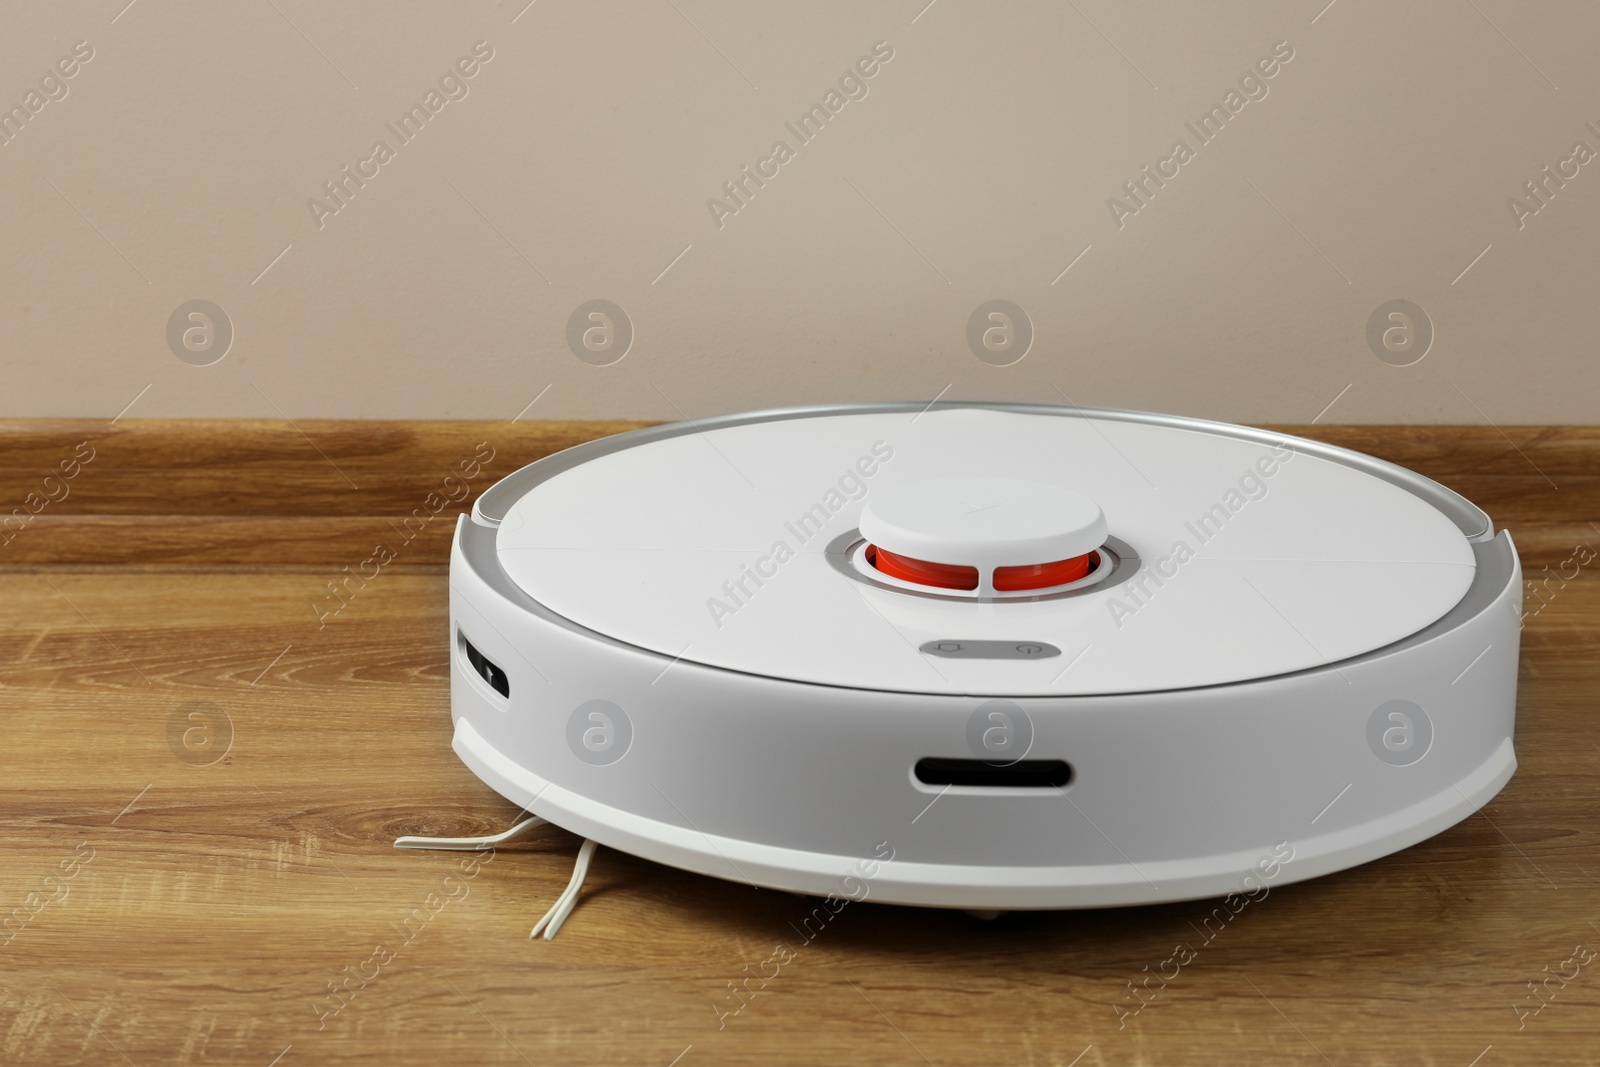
[1,420,1598,1065]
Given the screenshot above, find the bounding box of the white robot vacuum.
[424,403,1521,923]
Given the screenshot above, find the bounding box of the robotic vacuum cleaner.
[439,403,1521,912]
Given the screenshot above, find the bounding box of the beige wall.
[3,1,1597,423]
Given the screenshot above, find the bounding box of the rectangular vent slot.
[461,633,510,698]
[914,757,1072,789]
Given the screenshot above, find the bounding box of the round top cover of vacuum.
[494,408,1476,696]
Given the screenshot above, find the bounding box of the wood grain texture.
[0,420,1597,1064]
[0,419,652,567]
[0,419,1594,566]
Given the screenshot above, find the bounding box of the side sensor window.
[461,633,510,698]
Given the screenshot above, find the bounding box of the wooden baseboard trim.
[0,419,1593,567]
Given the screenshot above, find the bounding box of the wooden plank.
[0,515,459,567]
[0,419,654,566]
[1,420,1593,566]
[0,418,653,515]
[0,565,1595,1064]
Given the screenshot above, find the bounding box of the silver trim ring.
[472,402,1493,542]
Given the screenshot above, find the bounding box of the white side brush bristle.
[393,815,547,850]
[530,838,598,941]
